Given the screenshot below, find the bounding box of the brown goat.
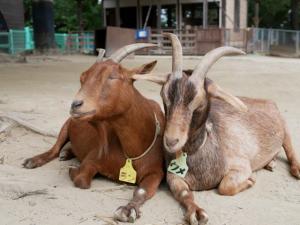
[23,44,165,223]
[133,33,300,225]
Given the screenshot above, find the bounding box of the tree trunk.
[32,0,56,52]
[291,0,300,30]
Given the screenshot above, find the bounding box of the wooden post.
[219,0,222,28]
[115,0,120,27]
[175,0,182,31]
[136,0,142,29]
[203,0,208,29]
[157,2,161,30]
[101,0,106,27]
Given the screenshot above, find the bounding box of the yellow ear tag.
[119,159,137,184]
[167,152,189,178]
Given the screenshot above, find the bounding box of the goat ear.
[132,73,168,85]
[131,60,157,74]
[205,78,248,112]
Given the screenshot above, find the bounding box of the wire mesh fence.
[251,28,300,57]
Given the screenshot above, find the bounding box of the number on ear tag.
[119,159,137,184]
[167,152,189,178]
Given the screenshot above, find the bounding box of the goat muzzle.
[71,100,83,110]
[70,100,96,119]
[165,137,179,149]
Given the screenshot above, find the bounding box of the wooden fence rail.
[149,28,248,55]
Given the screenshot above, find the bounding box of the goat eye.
[108,74,119,80]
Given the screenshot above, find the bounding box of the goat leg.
[218,164,255,196]
[114,171,163,223]
[23,119,70,169]
[69,159,98,189]
[282,123,300,179]
[167,174,208,225]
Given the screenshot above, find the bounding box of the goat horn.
[132,73,169,85]
[189,46,246,88]
[109,43,158,63]
[96,48,106,62]
[163,33,183,79]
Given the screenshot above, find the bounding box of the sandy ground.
[0,54,300,225]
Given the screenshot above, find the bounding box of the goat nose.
[71,100,83,110]
[165,137,179,148]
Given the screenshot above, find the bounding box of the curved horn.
[189,46,246,88]
[109,43,158,63]
[132,73,169,85]
[96,48,106,62]
[163,33,183,79]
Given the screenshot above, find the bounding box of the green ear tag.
[167,152,189,178]
[119,159,137,184]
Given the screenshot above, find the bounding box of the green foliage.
[248,0,299,29]
[23,0,102,32]
[53,0,78,32]
[23,0,33,27]
[54,0,102,32]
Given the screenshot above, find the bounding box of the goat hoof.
[265,160,276,171]
[23,158,40,169]
[186,208,208,225]
[73,175,91,189]
[69,167,80,181]
[114,206,138,223]
[290,163,300,179]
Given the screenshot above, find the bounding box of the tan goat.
[133,33,300,225]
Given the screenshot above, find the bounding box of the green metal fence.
[0,32,9,53]
[0,27,94,55]
[55,33,80,53]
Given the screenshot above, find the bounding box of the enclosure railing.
[149,28,300,57]
[0,27,94,55]
[2,27,299,57]
[149,29,196,54]
[250,28,300,57]
[149,28,243,55]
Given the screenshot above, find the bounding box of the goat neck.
[185,106,210,155]
[107,90,159,158]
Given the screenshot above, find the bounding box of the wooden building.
[101,0,249,54]
[102,0,248,30]
[0,0,24,31]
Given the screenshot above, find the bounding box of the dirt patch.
[0,53,26,63]
[0,54,300,225]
